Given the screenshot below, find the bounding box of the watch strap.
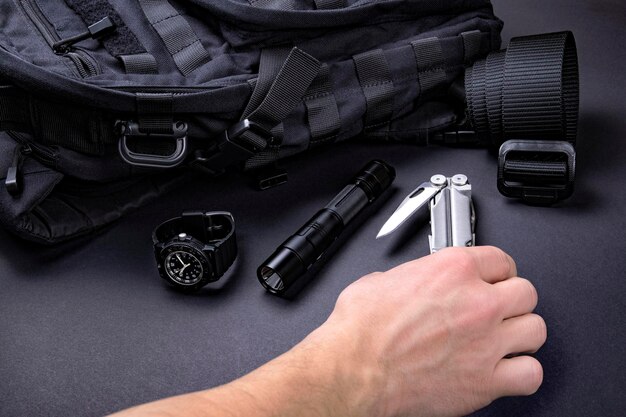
[213,219,238,278]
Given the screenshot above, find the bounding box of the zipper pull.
[6,144,32,196]
[52,16,115,53]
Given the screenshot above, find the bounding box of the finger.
[493,277,539,318]
[497,314,547,356]
[467,246,518,283]
[491,356,544,397]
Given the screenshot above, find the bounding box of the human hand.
[309,246,546,417]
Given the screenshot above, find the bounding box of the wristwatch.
[152,211,237,291]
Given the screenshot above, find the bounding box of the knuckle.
[521,279,539,307]
[488,246,516,277]
[337,281,362,304]
[529,315,548,345]
[524,359,544,394]
[445,248,478,275]
[363,271,383,281]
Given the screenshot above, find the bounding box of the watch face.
[157,237,214,290]
[164,250,204,285]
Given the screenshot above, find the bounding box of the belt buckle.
[498,140,576,204]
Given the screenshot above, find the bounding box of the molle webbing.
[303,64,341,145]
[63,0,158,74]
[353,49,395,129]
[411,37,447,97]
[137,0,211,76]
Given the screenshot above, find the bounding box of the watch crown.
[178,233,188,239]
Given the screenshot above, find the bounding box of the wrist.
[298,319,386,417]
[216,320,384,417]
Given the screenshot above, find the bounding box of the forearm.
[109,324,378,417]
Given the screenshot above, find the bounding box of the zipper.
[66,48,101,78]
[17,0,102,78]
[5,131,58,196]
[7,131,57,167]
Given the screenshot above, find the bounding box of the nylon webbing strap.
[63,0,158,74]
[303,64,341,145]
[461,30,484,64]
[242,47,291,120]
[1,87,113,155]
[119,53,158,74]
[138,0,211,76]
[504,160,568,183]
[249,0,345,8]
[411,37,447,95]
[246,48,321,129]
[315,0,346,8]
[137,93,173,134]
[243,47,321,169]
[485,51,505,140]
[30,98,113,155]
[353,49,395,129]
[249,0,299,8]
[0,85,30,132]
[465,32,579,145]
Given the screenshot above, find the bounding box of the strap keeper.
[192,119,270,175]
[498,140,576,205]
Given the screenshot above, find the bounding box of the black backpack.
[0,0,577,244]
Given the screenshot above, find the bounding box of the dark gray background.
[1,0,625,416]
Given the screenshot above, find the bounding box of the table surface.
[1,1,625,416]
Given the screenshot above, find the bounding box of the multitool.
[377,174,475,253]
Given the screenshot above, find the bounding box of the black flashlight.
[257,160,396,296]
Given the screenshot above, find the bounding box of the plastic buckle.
[498,140,576,205]
[192,119,269,175]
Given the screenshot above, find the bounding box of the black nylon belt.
[63,0,158,74]
[465,31,579,145]
[503,160,568,182]
[463,32,579,204]
[485,51,505,140]
[353,49,395,129]
[137,0,211,76]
